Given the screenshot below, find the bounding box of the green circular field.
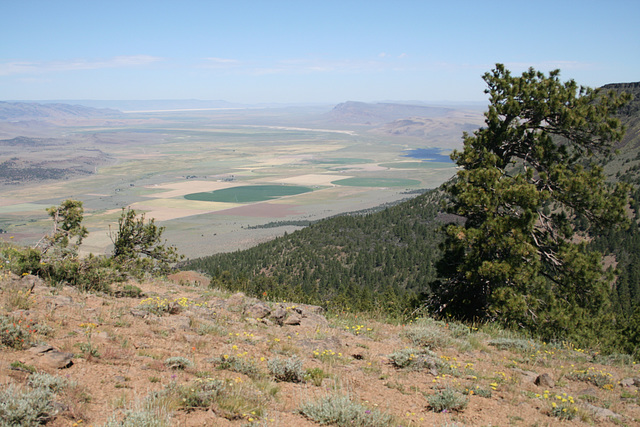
[331,177,421,187]
[184,185,313,203]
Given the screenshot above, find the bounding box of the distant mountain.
[371,112,485,147]
[326,101,452,125]
[0,101,120,121]
[598,82,640,181]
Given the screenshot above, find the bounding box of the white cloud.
[0,55,163,76]
[0,62,37,76]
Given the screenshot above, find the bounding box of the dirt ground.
[1,275,639,426]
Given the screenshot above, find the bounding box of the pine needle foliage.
[434,64,632,344]
[111,208,182,275]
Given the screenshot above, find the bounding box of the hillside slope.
[602,83,640,179]
[0,274,638,426]
[0,101,119,121]
[185,191,447,315]
[325,101,452,125]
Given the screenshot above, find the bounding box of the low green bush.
[0,384,55,425]
[427,388,468,412]
[267,355,304,383]
[103,391,173,427]
[388,347,438,371]
[405,319,453,349]
[103,410,170,427]
[212,354,262,379]
[299,394,395,427]
[0,315,32,350]
[304,367,328,386]
[28,372,74,393]
[0,245,42,276]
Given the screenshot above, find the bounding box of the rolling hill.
[0,101,120,121]
[325,101,453,125]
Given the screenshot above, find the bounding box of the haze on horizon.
[2,0,639,105]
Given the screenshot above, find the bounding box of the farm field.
[0,106,476,258]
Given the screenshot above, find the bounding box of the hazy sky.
[2,0,639,104]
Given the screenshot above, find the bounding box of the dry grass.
[0,276,639,426]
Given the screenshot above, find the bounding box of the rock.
[44,295,73,309]
[268,303,329,327]
[300,312,329,328]
[513,368,538,384]
[167,301,182,314]
[583,403,621,420]
[534,373,555,388]
[28,343,73,369]
[295,303,325,315]
[259,318,274,326]
[620,378,635,387]
[20,274,45,290]
[270,306,286,325]
[28,344,55,355]
[41,351,74,369]
[244,303,271,319]
[284,313,302,325]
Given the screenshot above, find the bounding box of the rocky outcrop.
[28,345,73,369]
[242,301,328,328]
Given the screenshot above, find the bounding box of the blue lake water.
[403,148,453,163]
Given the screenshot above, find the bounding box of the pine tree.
[40,199,88,258]
[435,64,631,341]
[110,208,182,274]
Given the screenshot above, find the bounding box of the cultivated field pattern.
[0,104,483,258]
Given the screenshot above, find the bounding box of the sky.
[2,0,639,104]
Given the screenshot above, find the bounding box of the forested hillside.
[186,191,448,316]
[590,82,640,354]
